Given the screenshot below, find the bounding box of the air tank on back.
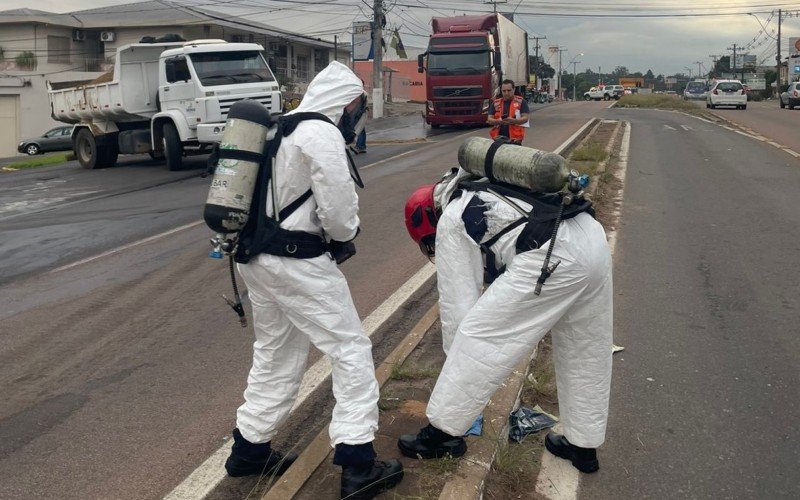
[457,137,569,193]
[204,99,272,234]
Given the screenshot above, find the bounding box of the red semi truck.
[417,14,529,128]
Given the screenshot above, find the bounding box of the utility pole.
[776,9,782,99]
[572,60,581,101]
[709,54,718,77]
[557,48,566,100]
[371,0,384,117]
[695,61,703,79]
[529,36,545,89]
[485,0,507,13]
[334,35,338,62]
[728,43,737,78]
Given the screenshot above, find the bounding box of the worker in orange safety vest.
[487,79,530,145]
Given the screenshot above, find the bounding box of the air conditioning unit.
[100,31,116,42]
[72,29,86,41]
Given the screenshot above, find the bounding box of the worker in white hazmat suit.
[400,169,613,473]
[226,61,403,499]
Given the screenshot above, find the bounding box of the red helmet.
[404,184,439,257]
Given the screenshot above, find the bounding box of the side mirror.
[417,53,425,73]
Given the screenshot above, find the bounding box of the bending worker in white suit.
[401,163,613,473]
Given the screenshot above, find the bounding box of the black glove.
[329,240,356,264]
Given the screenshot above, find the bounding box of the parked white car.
[706,80,747,110]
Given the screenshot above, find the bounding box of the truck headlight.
[426,100,434,113]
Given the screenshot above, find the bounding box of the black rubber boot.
[397,423,467,459]
[544,432,599,473]
[340,459,404,499]
[224,428,297,477]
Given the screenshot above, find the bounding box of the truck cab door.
[161,56,197,120]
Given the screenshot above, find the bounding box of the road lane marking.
[534,121,631,500]
[50,220,206,273]
[663,124,677,130]
[164,263,436,500]
[680,125,693,131]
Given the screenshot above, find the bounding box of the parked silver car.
[779,82,800,109]
[17,126,73,155]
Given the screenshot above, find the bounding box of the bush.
[15,51,37,70]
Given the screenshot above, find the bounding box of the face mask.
[339,93,368,145]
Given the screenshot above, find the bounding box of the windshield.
[427,51,490,76]
[189,51,276,86]
[716,82,742,92]
[686,82,706,91]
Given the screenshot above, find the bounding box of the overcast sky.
[3,0,799,77]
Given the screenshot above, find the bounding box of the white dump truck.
[49,39,282,170]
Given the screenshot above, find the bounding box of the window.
[189,51,276,85]
[165,56,191,83]
[47,35,71,64]
[313,49,329,73]
[296,55,308,80]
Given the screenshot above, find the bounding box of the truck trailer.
[49,39,282,170]
[417,14,529,127]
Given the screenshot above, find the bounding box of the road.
[699,99,800,153]
[581,107,800,498]
[0,100,608,499]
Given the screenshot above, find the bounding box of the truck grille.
[219,95,274,118]
[432,86,483,98]
[435,100,482,116]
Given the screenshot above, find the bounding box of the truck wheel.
[97,143,118,168]
[162,122,183,171]
[75,128,101,169]
[584,95,590,101]
[431,123,441,129]
[780,99,785,109]
[149,150,165,161]
[603,94,610,101]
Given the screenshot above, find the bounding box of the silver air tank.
[457,137,569,193]
[204,100,273,234]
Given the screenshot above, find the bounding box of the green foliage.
[570,141,609,163]
[3,152,71,170]
[15,51,37,70]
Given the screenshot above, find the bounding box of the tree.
[645,69,655,80]
[529,55,555,80]
[713,56,730,76]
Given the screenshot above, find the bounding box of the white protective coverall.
[428,182,613,449]
[235,61,379,448]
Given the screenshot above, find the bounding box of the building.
[0,1,350,157]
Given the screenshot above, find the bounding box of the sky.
[2,0,799,77]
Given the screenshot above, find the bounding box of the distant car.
[706,80,747,110]
[779,82,800,109]
[683,81,708,100]
[17,126,73,155]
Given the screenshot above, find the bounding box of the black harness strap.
[217,148,265,164]
[278,189,313,221]
[483,140,506,183]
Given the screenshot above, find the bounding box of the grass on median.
[2,152,73,171]
[616,94,707,116]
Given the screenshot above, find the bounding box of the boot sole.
[544,438,599,473]
[397,439,467,460]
